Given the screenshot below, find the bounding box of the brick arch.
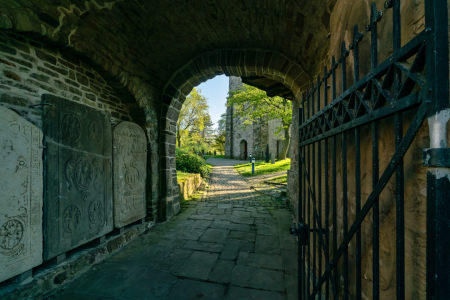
[159,49,310,219]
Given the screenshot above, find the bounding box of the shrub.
[176,149,211,178]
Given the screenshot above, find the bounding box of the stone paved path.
[50,158,298,300]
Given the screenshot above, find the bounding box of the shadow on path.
[50,159,298,300]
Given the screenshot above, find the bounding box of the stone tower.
[225,76,287,160]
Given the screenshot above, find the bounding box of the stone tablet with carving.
[42,95,113,260]
[113,122,147,227]
[0,106,43,282]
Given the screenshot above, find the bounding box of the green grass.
[176,171,196,182]
[266,174,288,184]
[234,159,291,177]
[205,155,225,159]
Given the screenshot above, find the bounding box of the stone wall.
[0,32,132,127]
[225,76,289,160]
[178,174,203,202]
[0,31,160,289]
[0,31,161,224]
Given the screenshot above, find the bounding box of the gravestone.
[42,95,113,260]
[113,122,147,228]
[271,153,275,164]
[0,106,43,283]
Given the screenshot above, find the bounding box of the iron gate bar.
[340,40,350,300]
[307,137,311,298]
[316,75,322,300]
[297,107,303,300]
[391,0,405,299]
[310,99,429,297]
[331,54,338,300]
[298,148,339,299]
[311,83,316,294]
[369,4,381,299]
[352,23,362,300]
[299,91,422,147]
[299,29,430,132]
[323,65,330,300]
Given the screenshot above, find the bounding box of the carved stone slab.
[113,122,147,228]
[0,106,43,282]
[42,95,113,260]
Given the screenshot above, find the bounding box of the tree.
[228,84,292,160]
[176,88,210,148]
[212,113,227,153]
[201,114,215,140]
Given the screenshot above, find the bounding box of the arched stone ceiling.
[0,0,335,93]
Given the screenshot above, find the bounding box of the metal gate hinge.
[289,222,309,245]
[423,148,450,167]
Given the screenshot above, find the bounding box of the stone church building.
[225,76,289,160]
[0,0,448,299]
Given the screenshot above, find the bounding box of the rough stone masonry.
[225,76,288,160]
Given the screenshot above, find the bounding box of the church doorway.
[239,140,247,160]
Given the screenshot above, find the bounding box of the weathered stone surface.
[225,76,287,160]
[231,265,285,292]
[209,260,235,283]
[178,251,218,280]
[43,95,113,260]
[165,279,226,300]
[113,121,147,228]
[0,106,43,283]
[225,286,286,300]
[237,252,283,270]
[199,228,230,243]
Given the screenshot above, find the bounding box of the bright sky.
[195,75,229,129]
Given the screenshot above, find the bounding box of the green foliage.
[211,113,227,154]
[177,88,212,148]
[234,159,291,177]
[227,84,292,160]
[175,148,211,178]
[176,171,193,182]
[204,154,225,159]
[265,174,288,185]
[228,85,292,137]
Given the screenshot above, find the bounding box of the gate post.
[424,0,450,299]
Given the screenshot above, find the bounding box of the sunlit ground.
[234,159,291,177]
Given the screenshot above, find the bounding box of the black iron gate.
[293,0,449,299]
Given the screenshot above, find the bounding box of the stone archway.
[159,49,310,219]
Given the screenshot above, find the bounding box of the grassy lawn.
[266,174,288,184]
[205,154,225,159]
[234,159,291,177]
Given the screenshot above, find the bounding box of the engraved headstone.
[0,106,43,282]
[42,95,113,260]
[113,122,147,228]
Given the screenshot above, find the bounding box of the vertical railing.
[368,4,381,300]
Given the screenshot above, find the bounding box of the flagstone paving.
[49,158,298,300]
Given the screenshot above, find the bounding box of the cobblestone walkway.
[51,159,298,300]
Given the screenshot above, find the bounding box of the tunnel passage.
[158,48,310,219]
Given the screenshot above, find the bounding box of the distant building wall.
[225,76,287,160]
